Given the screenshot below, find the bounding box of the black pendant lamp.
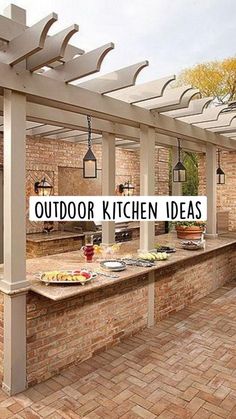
[173,138,187,183]
[83,116,97,178]
[216,149,225,185]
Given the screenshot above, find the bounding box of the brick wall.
[26,236,84,258]
[25,244,236,387]
[154,245,236,321]
[198,151,236,231]
[0,136,169,234]
[26,275,149,386]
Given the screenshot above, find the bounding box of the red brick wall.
[25,244,236,386]
[0,136,169,234]
[26,275,149,386]
[198,151,236,231]
[154,245,236,321]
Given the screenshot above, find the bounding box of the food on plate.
[138,252,169,261]
[40,270,94,283]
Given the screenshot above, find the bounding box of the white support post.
[172,146,182,196]
[139,125,155,252]
[3,4,26,25]
[2,89,28,395]
[206,143,217,237]
[102,132,116,245]
[3,293,27,395]
[140,125,156,328]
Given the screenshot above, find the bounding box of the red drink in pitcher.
[82,234,94,262]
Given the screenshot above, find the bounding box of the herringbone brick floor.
[1,281,236,419]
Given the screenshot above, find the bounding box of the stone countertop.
[26,231,84,243]
[25,233,236,301]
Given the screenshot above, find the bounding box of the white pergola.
[0,4,235,395]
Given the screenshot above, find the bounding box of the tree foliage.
[178,57,236,103]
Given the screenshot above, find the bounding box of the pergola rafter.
[44,42,115,82]
[78,61,149,93]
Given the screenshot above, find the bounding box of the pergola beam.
[0,60,234,149]
[78,61,149,93]
[137,86,199,112]
[0,13,58,65]
[107,75,175,103]
[44,43,114,82]
[26,24,79,71]
[164,97,213,118]
[195,113,236,129]
[179,104,227,124]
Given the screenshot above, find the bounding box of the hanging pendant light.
[173,138,187,183]
[83,116,97,178]
[216,149,225,185]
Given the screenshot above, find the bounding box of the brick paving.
[1,280,236,418]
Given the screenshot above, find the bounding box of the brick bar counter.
[1,234,236,387]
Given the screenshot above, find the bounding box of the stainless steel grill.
[63,221,133,243]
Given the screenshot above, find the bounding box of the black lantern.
[83,115,97,178]
[216,149,225,185]
[34,177,53,196]
[173,138,187,183]
[119,180,135,196]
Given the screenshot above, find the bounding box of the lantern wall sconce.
[216,148,225,185]
[119,180,135,196]
[173,138,187,183]
[83,115,97,178]
[34,177,53,196]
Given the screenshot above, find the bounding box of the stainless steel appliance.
[63,221,133,243]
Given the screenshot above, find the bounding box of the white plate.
[100,260,127,272]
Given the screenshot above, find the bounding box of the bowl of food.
[181,240,205,250]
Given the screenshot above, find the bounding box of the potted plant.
[175,221,206,240]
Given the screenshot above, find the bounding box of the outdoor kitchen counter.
[1,233,236,387]
[25,233,236,301]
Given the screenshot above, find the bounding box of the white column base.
[205,233,218,239]
[3,293,27,395]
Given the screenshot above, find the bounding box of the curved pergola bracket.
[160,89,201,113]
[27,24,79,71]
[165,97,213,118]
[209,117,236,133]
[44,42,114,83]
[180,104,228,124]
[107,75,176,103]
[136,85,193,111]
[0,13,58,65]
[195,112,236,129]
[78,61,149,94]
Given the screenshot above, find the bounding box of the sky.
[1,0,235,82]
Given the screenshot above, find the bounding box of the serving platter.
[181,240,205,250]
[36,269,97,285]
[121,258,155,267]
